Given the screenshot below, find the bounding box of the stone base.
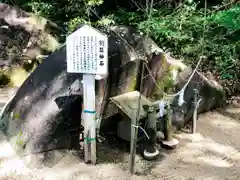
[161,138,179,149]
[143,148,159,161]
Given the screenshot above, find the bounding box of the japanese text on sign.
[66,25,108,75]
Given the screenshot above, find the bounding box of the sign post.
[66,25,108,164]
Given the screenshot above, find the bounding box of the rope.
[89,8,206,102]
[23,1,209,105]
[87,0,209,146]
[131,125,150,139]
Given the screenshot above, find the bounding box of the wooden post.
[129,60,145,174]
[129,105,139,174]
[192,89,199,134]
[66,25,108,165]
[83,74,96,164]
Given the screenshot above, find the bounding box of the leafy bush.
[114,3,240,92]
[2,0,240,93]
[3,0,103,32]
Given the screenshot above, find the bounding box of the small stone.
[161,138,179,149]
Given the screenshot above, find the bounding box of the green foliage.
[2,0,240,92]
[24,1,54,18]
[66,17,91,34]
[114,3,240,91]
[211,5,240,32]
[66,15,115,34]
[4,0,104,32]
[96,15,115,26]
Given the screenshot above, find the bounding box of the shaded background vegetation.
[2,0,240,95]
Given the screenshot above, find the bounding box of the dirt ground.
[0,110,239,180]
[0,88,239,180]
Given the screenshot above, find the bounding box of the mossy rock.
[0,3,62,87]
[143,52,187,100]
[3,67,29,87]
[0,25,225,167]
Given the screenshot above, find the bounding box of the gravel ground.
[0,110,239,180]
[0,89,239,180]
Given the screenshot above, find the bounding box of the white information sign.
[66,25,108,75]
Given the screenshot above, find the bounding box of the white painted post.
[83,74,96,163]
[66,25,108,164]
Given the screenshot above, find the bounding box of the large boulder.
[175,67,225,124]
[0,25,224,166]
[140,50,225,129]
[0,3,61,87]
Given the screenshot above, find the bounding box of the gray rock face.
[0,25,159,158]
[0,25,225,166]
[175,67,225,126]
[0,47,81,155]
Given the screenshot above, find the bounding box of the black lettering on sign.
[99,47,104,53]
[100,61,104,66]
[99,54,104,59]
[99,40,104,46]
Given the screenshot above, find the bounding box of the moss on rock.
[40,33,60,52]
[150,53,187,101]
[3,67,29,87]
[151,56,175,100]
[0,3,62,87]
